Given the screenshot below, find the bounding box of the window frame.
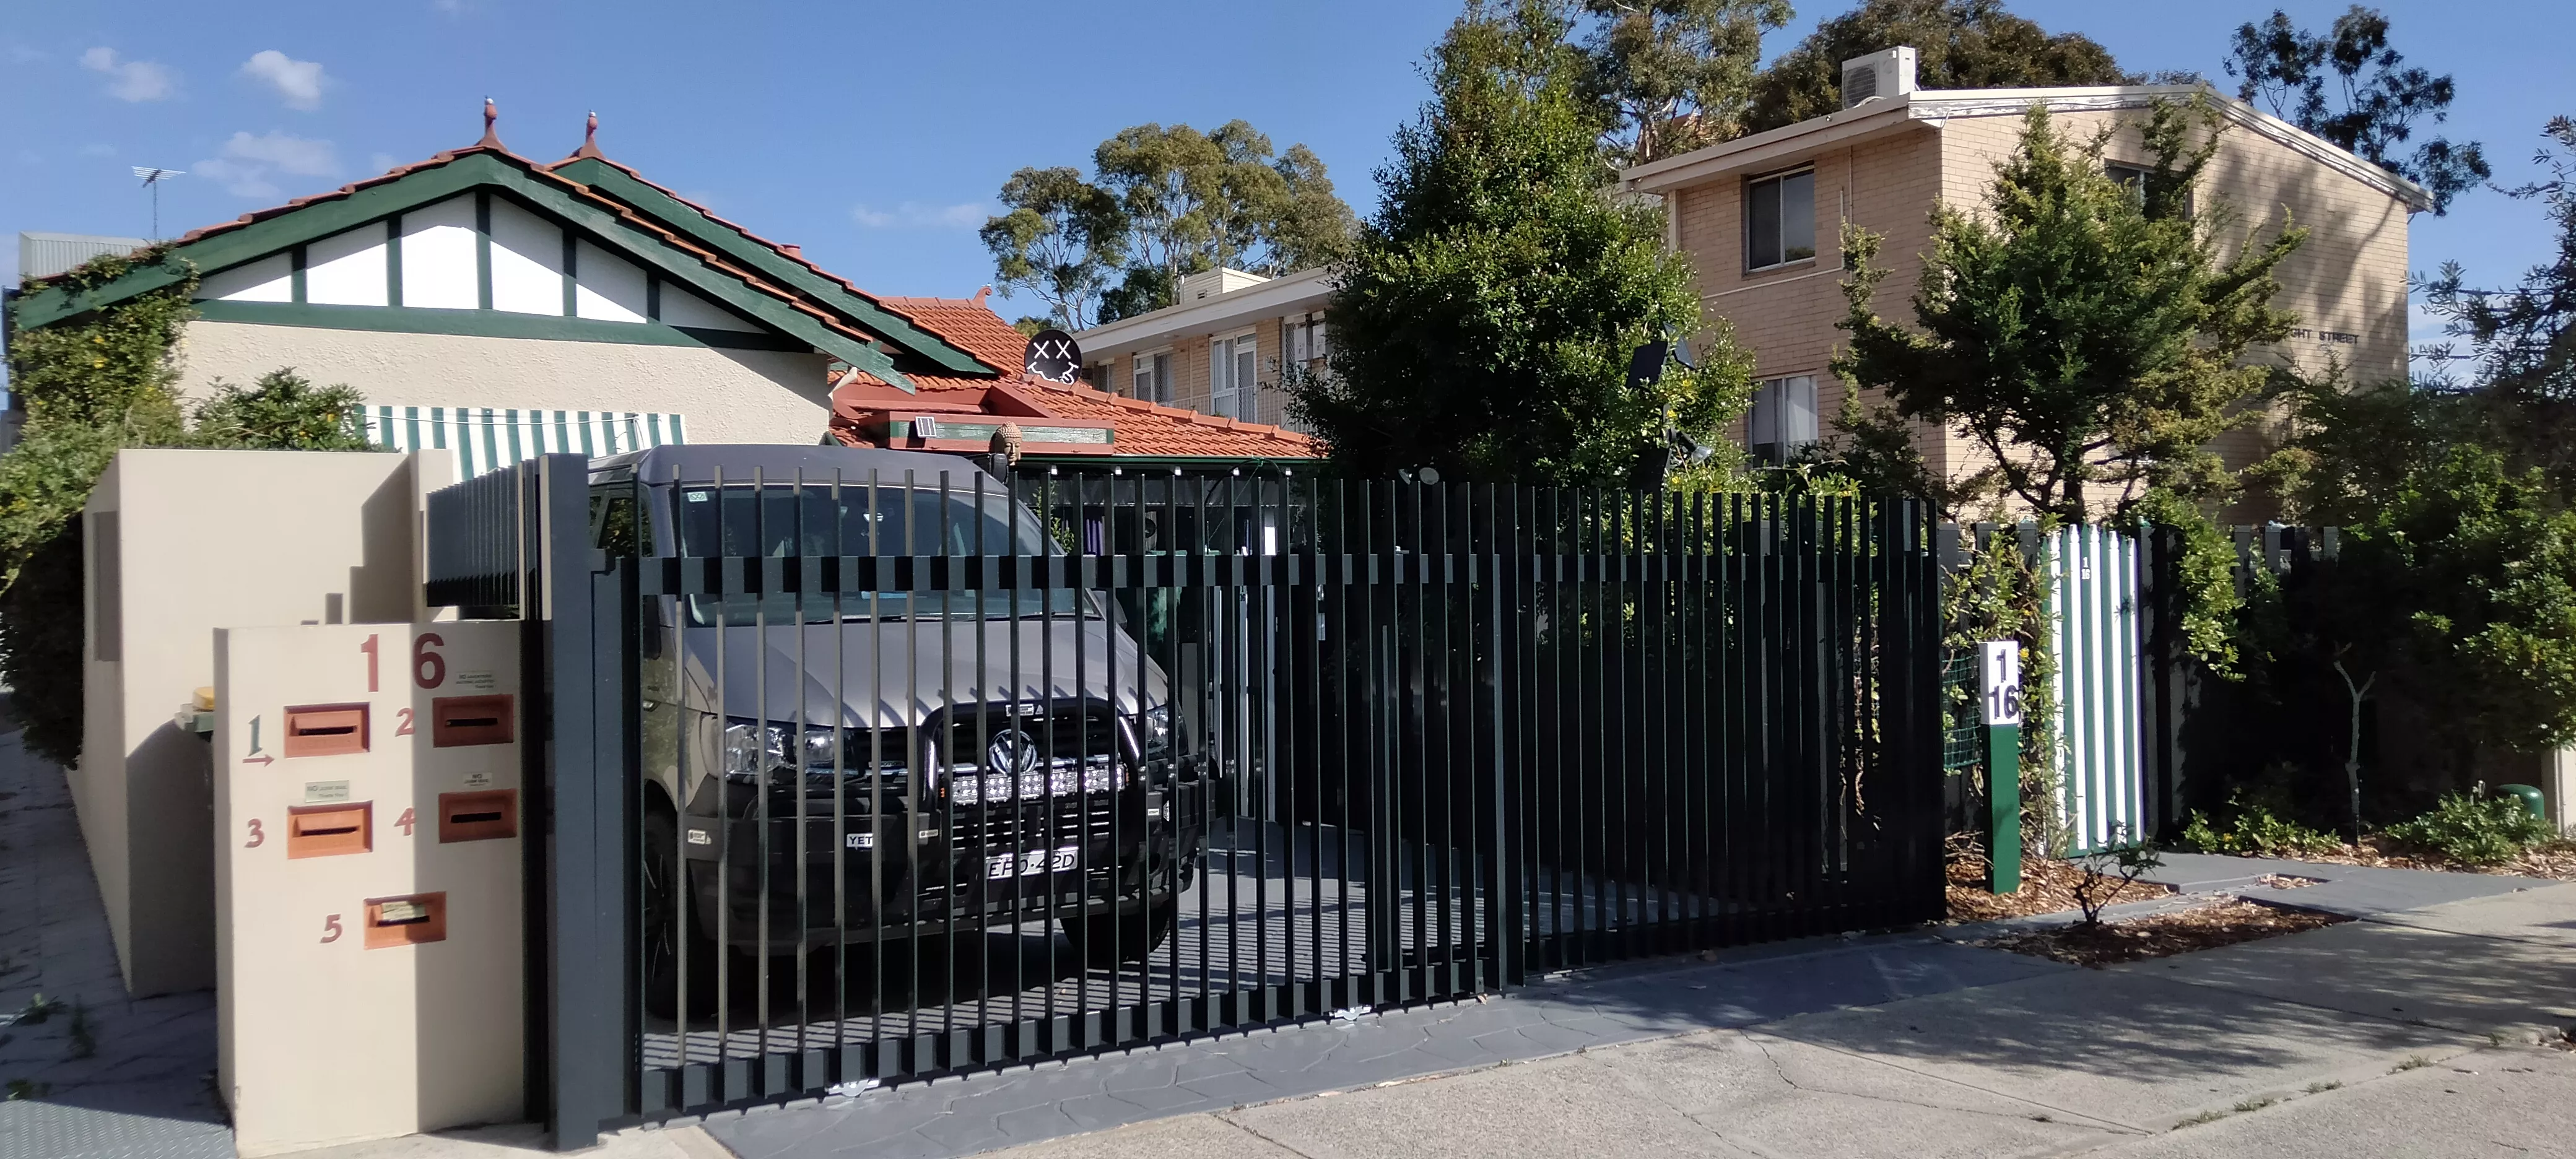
[1211,330,1258,421]
[1743,166,1819,274]
[1747,374,1820,464]
[1132,348,1173,404]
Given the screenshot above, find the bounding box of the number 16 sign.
[1980,640,2023,727]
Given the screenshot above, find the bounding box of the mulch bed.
[1944,845,2174,922]
[2213,836,2576,881]
[1981,898,2348,967]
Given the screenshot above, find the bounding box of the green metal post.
[1988,723,2021,893]
[1979,638,2024,894]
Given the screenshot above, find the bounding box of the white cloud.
[240,50,329,111]
[194,130,341,199]
[851,201,990,230]
[80,47,176,102]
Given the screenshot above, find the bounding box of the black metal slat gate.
[426,456,1946,1147]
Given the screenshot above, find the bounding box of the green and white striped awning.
[365,406,685,478]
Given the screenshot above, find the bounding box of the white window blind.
[1747,376,1817,463]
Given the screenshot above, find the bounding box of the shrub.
[2178,788,2345,857]
[2384,786,2554,866]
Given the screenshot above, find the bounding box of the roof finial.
[570,109,606,160]
[475,96,504,149]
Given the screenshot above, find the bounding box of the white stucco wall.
[173,320,836,445]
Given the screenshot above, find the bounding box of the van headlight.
[722,720,782,782]
[721,718,840,783]
[1139,705,1173,760]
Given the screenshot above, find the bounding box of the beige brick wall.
[1098,316,1315,430]
[1666,106,2413,514]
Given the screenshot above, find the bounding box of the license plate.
[986,845,1080,879]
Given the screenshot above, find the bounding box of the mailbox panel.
[429,695,514,747]
[216,622,525,1156]
[362,892,448,948]
[285,802,372,859]
[436,790,517,843]
[283,703,369,757]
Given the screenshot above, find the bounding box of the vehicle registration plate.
[986,845,1080,879]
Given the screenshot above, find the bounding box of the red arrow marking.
[242,754,274,766]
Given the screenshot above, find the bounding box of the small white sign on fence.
[1980,640,2023,727]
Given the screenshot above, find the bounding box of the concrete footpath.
[965,879,2576,1159]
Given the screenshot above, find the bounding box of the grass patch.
[2392,1055,2435,1072]
[2232,1096,2278,1113]
[2305,1080,2343,1093]
[2172,1109,2230,1128]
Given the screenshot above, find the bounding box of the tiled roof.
[1007,378,1321,459]
[832,297,1322,462]
[876,295,1031,373]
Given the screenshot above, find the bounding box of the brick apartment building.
[1071,266,1332,433]
[1621,48,2429,500]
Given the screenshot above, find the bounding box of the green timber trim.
[194,299,812,352]
[384,217,403,306]
[10,151,913,389]
[553,156,988,376]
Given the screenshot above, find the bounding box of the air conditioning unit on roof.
[1841,47,1918,110]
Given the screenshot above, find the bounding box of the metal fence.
[433,456,1949,1139]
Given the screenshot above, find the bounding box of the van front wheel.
[1078,894,1177,966]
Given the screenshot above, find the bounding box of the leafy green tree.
[2,252,383,763]
[978,167,1121,332]
[191,369,374,450]
[1292,0,1752,484]
[2421,115,2576,484]
[1575,0,1793,165]
[2224,6,2487,214]
[1745,0,2131,135]
[984,122,1357,328]
[1835,102,2304,520]
[2254,448,2576,786]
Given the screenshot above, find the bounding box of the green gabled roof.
[549,155,991,377]
[8,144,938,391]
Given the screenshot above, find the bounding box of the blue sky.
[2,1,2563,371]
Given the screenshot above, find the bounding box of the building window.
[1287,314,1331,365]
[1747,375,1818,463]
[2104,160,2188,215]
[1212,333,1259,421]
[1133,351,1172,404]
[1745,168,1816,271]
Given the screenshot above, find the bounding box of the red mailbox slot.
[285,802,372,859]
[362,892,448,948]
[430,695,515,747]
[282,703,369,757]
[437,789,518,843]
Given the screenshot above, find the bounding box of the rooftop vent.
[1840,47,1918,110]
[19,232,149,280]
[1176,267,1271,303]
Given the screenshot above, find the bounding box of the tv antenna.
[133,167,185,238]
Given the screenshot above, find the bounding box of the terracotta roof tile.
[832,297,1322,461]
[875,296,1032,373]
